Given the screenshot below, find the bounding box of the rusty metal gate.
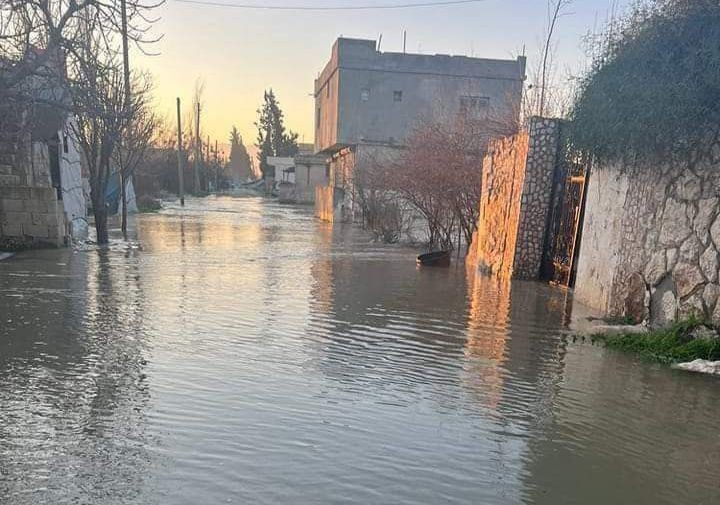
[541,135,590,288]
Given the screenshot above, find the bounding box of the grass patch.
[594,317,720,364]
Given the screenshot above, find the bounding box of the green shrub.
[570,0,720,164]
[597,317,720,364]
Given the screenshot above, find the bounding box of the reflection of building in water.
[463,268,512,411]
[462,267,571,416]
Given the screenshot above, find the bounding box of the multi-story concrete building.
[313,37,526,220]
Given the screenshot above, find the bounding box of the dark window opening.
[393,90,403,102]
[49,134,62,200]
[459,96,490,117]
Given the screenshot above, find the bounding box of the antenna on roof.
[403,30,407,53]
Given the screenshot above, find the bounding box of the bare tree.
[112,71,157,237]
[67,17,126,244]
[0,0,161,244]
[377,112,513,252]
[536,0,574,117]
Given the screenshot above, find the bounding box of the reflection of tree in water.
[0,244,152,504]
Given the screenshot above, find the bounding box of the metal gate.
[542,144,590,288]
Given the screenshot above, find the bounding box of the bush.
[570,0,720,164]
[137,194,162,212]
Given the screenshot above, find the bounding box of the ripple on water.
[1,197,719,505]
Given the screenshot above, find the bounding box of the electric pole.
[176,97,184,206]
[215,139,219,192]
[120,0,131,236]
[194,102,201,194]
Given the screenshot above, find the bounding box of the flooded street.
[1,196,719,505]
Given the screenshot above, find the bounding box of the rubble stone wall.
[575,157,720,325]
[512,118,561,278]
[472,132,529,278]
[470,117,562,279]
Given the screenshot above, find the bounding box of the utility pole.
[194,102,201,194]
[176,97,185,206]
[120,0,131,237]
[215,139,219,191]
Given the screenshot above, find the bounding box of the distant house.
[269,152,329,204]
[314,37,526,221]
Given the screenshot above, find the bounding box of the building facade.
[314,37,526,221]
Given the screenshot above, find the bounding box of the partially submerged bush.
[596,317,720,364]
[137,194,162,212]
[570,0,720,164]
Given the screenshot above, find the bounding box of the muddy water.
[1,196,718,505]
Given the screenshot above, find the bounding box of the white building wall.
[574,165,629,313]
[59,121,88,240]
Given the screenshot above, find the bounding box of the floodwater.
[1,197,719,505]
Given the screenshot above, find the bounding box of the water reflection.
[0,244,151,504]
[1,196,719,505]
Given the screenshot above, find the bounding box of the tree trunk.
[94,205,109,245]
[120,171,128,239]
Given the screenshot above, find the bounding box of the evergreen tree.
[229,126,252,182]
[255,89,299,179]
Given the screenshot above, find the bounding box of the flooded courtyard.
[1,196,719,504]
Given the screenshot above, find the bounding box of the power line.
[172,0,485,11]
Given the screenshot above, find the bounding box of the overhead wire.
[171,0,485,11]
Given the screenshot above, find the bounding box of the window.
[393,90,403,102]
[326,83,330,98]
[316,107,321,130]
[62,134,69,153]
[361,88,370,102]
[459,96,490,117]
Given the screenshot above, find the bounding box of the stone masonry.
[0,126,66,248]
[513,118,561,278]
[470,117,562,280]
[575,155,720,325]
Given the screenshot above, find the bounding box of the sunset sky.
[136,0,630,150]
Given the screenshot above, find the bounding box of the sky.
[136,0,631,151]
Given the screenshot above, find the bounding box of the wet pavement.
[1,196,719,504]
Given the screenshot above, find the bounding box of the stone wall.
[513,118,561,278]
[575,158,720,325]
[469,117,562,280]
[0,124,71,248]
[472,132,529,277]
[315,185,335,222]
[0,186,65,247]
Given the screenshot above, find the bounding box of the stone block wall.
[469,117,562,279]
[0,126,67,248]
[513,118,561,278]
[0,186,65,247]
[575,158,720,325]
[471,132,529,277]
[315,185,335,222]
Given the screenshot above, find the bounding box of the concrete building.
[313,37,526,221]
[270,154,329,204]
[0,51,87,248]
